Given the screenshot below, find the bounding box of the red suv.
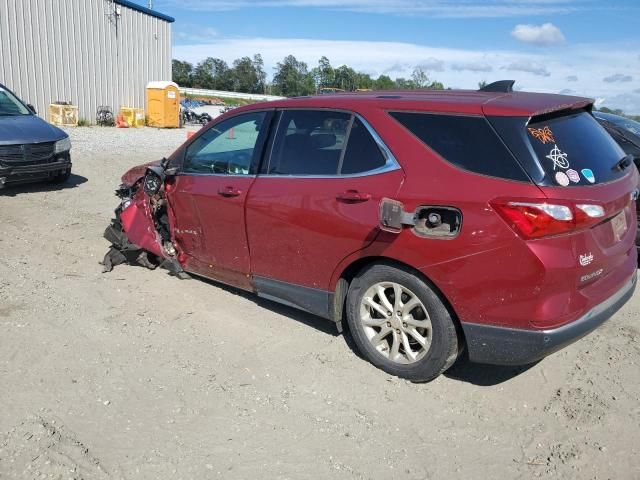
[104,81,638,382]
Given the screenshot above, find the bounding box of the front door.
[168,110,271,289]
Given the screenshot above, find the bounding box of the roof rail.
[479,80,515,93]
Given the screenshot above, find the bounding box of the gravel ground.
[0,126,639,479]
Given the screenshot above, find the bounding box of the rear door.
[245,109,405,292]
[168,110,271,288]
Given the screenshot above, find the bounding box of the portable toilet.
[146,81,180,128]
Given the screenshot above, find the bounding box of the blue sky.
[144,0,639,112]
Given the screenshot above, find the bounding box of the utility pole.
[148,1,153,8]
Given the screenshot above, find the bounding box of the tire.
[51,169,71,184]
[346,263,459,382]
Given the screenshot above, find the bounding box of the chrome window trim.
[263,111,401,179]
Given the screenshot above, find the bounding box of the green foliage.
[172,60,194,87]
[172,54,447,97]
[374,75,395,90]
[76,118,91,127]
[272,55,315,97]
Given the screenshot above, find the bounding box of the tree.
[311,56,335,91]
[172,60,193,87]
[394,77,415,89]
[231,56,260,93]
[355,72,374,90]
[411,67,430,88]
[253,54,267,94]
[191,57,233,90]
[333,65,358,91]
[272,55,315,97]
[478,80,488,89]
[374,75,395,90]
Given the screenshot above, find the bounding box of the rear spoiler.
[479,80,515,93]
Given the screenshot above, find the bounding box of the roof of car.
[243,89,593,117]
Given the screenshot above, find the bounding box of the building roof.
[114,0,175,23]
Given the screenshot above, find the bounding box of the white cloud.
[173,37,640,113]
[511,23,565,46]
[159,0,586,18]
[451,62,493,72]
[503,61,550,77]
[603,73,633,83]
[416,58,445,72]
[176,27,218,43]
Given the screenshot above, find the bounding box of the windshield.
[0,87,30,116]
[594,112,640,136]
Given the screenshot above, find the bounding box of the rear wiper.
[612,154,634,171]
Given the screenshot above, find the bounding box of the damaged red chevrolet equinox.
[104,81,638,382]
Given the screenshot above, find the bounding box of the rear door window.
[526,111,627,186]
[267,110,350,175]
[389,112,529,181]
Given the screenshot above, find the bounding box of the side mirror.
[27,104,37,114]
[143,166,166,196]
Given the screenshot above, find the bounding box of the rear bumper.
[462,270,637,365]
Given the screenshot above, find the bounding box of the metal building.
[0,0,174,121]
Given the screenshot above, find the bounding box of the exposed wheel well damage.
[331,256,466,350]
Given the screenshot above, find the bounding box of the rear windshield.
[526,111,626,186]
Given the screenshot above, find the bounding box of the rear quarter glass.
[525,111,626,187]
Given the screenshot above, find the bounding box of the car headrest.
[310,133,337,149]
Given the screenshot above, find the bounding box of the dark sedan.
[0,83,72,189]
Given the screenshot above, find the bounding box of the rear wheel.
[346,263,459,382]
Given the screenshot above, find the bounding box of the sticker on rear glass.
[546,145,570,170]
[528,126,555,144]
[555,171,570,186]
[566,169,580,183]
[581,168,595,183]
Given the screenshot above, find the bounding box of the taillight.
[491,199,605,239]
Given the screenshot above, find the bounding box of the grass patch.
[77,118,91,127]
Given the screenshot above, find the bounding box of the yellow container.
[48,104,78,127]
[146,81,180,128]
[120,107,145,128]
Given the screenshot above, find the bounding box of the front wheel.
[346,263,459,382]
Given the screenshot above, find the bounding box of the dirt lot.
[1,126,639,479]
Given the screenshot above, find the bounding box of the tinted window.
[268,110,350,175]
[389,112,528,181]
[527,111,626,186]
[184,112,266,175]
[341,118,387,174]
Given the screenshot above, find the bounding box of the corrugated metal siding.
[0,0,172,121]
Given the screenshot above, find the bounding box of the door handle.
[336,190,372,203]
[218,186,242,197]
